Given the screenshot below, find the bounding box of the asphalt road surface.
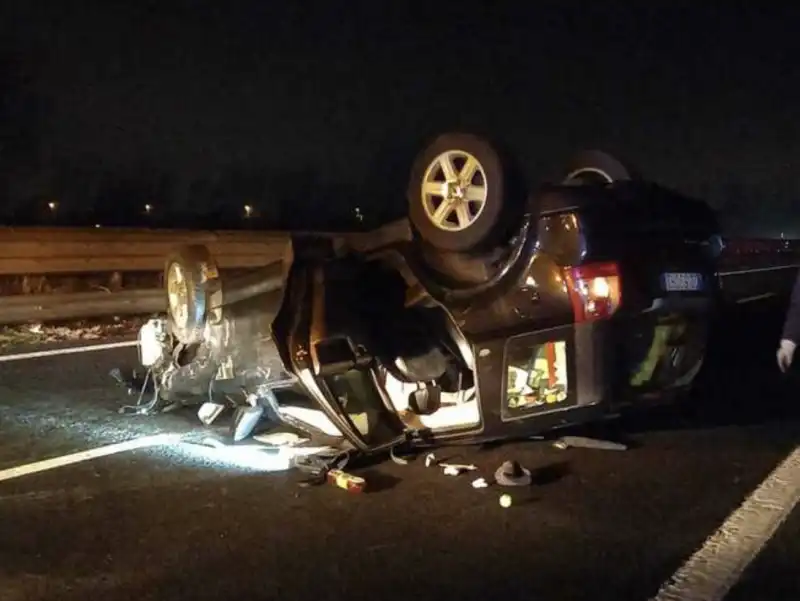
[1,297,800,601]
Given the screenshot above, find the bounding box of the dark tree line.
[0,159,403,231]
[0,43,794,235]
[1,159,791,235]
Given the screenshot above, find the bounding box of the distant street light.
[48,201,58,212]
[244,204,253,218]
[144,203,153,214]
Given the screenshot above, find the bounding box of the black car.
[139,133,725,454]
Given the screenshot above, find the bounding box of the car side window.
[503,337,569,417]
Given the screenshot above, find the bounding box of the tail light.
[564,262,622,323]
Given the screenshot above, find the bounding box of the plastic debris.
[440,462,477,471]
[424,453,437,467]
[326,469,366,493]
[553,436,628,451]
[471,477,489,489]
[494,460,532,487]
[252,432,309,447]
[197,401,226,426]
[231,405,265,442]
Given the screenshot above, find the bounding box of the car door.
[271,237,409,453]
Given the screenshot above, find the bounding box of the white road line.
[650,445,800,601]
[0,339,138,363]
[0,340,139,363]
[0,433,180,483]
[719,264,800,277]
[736,292,777,304]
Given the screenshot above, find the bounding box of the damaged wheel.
[562,150,640,186]
[164,244,219,345]
[408,133,521,252]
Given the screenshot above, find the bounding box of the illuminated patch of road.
[0,433,180,482]
[0,431,336,485]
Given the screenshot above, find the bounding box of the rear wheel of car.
[562,150,640,186]
[407,133,521,253]
[164,244,219,345]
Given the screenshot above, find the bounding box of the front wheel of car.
[164,244,218,345]
[407,132,522,253]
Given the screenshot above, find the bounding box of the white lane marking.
[719,263,800,277]
[0,433,180,483]
[650,445,800,601]
[0,339,138,363]
[736,292,777,304]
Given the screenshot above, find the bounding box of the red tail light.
[564,262,622,323]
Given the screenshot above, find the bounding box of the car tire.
[407,133,522,253]
[562,150,640,186]
[164,244,219,345]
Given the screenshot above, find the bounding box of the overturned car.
[137,133,724,455]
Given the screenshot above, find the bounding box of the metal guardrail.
[0,227,290,275]
[0,222,796,325]
[0,220,413,277]
[0,289,165,324]
[0,262,287,325]
[1,263,796,326]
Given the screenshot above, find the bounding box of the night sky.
[1,2,798,232]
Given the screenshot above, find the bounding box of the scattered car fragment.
[494,460,532,487]
[553,436,628,451]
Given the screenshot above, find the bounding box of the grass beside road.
[0,316,151,351]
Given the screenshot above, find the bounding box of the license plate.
[661,272,703,292]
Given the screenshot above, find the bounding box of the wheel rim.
[421,150,488,232]
[167,263,189,329]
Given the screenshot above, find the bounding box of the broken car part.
[494,460,532,487]
[553,436,628,451]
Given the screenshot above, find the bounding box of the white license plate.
[661,272,703,292]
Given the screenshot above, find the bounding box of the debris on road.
[179,435,340,473]
[197,401,226,425]
[553,436,628,451]
[471,477,489,489]
[441,462,478,476]
[494,460,532,487]
[0,316,149,350]
[253,432,310,446]
[231,404,265,442]
[499,493,513,508]
[326,469,366,493]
